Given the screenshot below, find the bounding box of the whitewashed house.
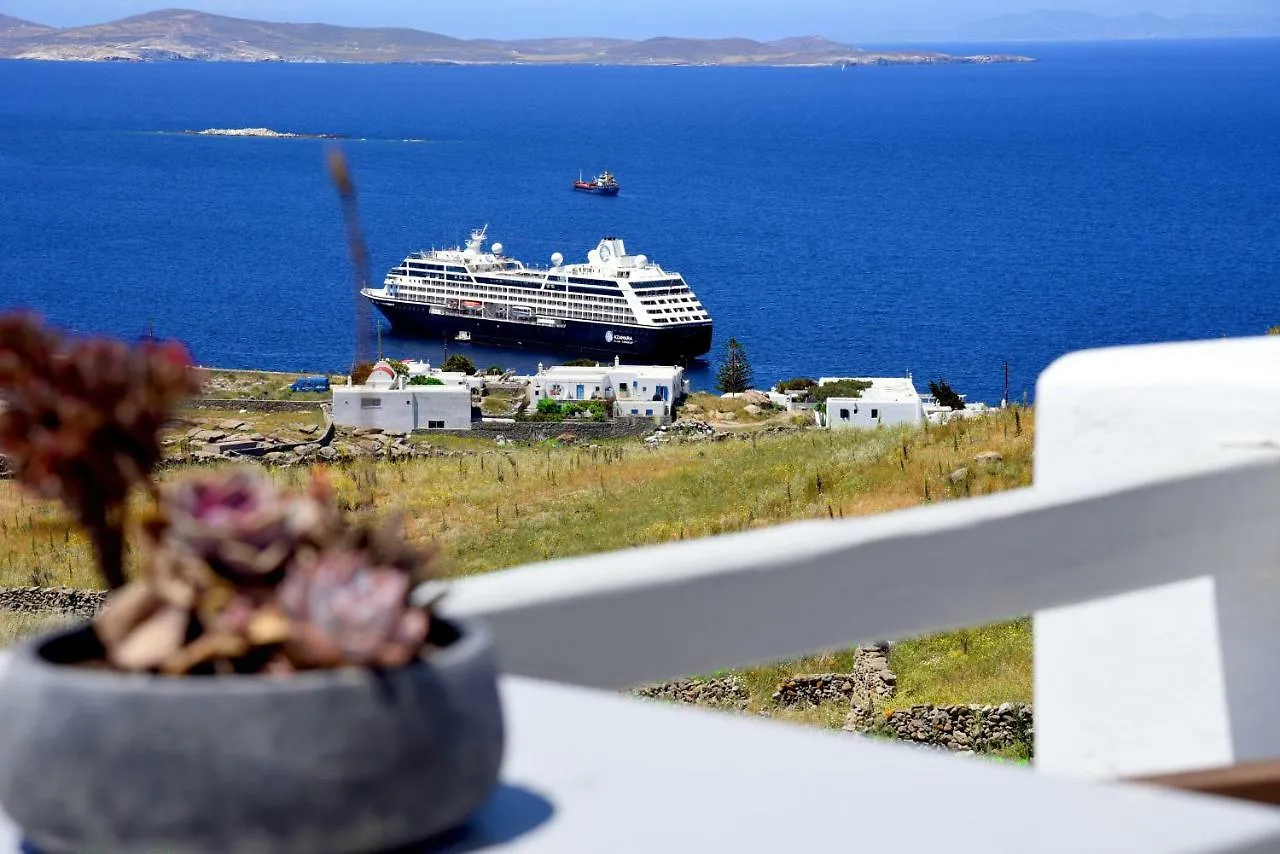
[529,359,687,422]
[821,376,925,429]
[333,360,473,431]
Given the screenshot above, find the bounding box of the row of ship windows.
[392,279,628,306]
[392,285,629,309]
[397,293,636,322]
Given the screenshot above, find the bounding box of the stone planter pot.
[0,616,504,854]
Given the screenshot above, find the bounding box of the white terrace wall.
[1034,335,1280,778]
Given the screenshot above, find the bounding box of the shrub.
[563,358,600,367]
[811,379,872,403]
[408,375,444,386]
[485,365,505,376]
[776,377,817,393]
[350,361,374,385]
[386,358,409,377]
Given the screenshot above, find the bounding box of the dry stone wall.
[631,676,749,710]
[183,399,321,413]
[0,587,106,618]
[630,642,1032,757]
[848,703,1033,754]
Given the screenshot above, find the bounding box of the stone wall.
[848,703,1034,755]
[630,642,1032,756]
[0,587,106,618]
[631,676,748,710]
[444,419,657,442]
[183,399,321,413]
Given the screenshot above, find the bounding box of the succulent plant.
[0,312,200,589]
[92,468,437,675]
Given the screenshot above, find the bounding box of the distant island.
[180,128,344,139]
[875,10,1280,43]
[0,9,1034,66]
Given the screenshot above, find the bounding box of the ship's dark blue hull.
[370,298,712,361]
[573,185,620,196]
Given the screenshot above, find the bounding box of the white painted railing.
[438,334,1280,849]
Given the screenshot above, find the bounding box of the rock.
[318,446,339,460]
[718,411,737,421]
[263,452,290,465]
[218,420,248,431]
[293,443,321,457]
[742,390,770,406]
[974,451,1003,464]
[192,430,227,442]
[743,404,763,417]
[949,467,969,483]
[297,424,320,435]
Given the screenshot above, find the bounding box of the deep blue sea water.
[2,39,1279,402]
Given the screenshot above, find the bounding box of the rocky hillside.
[0,8,1033,65]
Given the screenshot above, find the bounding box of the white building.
[529,358,687,422]
[333,361,473,431]
[820,376,925,430]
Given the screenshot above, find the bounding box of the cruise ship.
[362,228,713,361]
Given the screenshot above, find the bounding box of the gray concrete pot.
[0,616,504,854]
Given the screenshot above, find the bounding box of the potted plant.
[0,313,504,854]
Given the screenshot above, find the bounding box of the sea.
[1,38,1278,403]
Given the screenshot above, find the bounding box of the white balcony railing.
[7,335,1280,852]
[439,334,1280,851]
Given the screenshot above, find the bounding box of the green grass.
[0,406,1036,717]
[889,617,1032,708]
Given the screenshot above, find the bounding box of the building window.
[839,408,850,419]
[871,409,879,419]
[361,398,382,409]
[428,420,445,429]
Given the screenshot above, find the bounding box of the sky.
[4,0,1275,40]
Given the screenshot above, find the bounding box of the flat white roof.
[540,365,682,378]
[820,377,921,405]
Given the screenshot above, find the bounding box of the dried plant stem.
[86,503,127,590]
[327,148,374,370]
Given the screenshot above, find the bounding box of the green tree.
[715,337,754,394]
[485,365,506,376]
[408,375,444,386]
[386,358,410,377]
[442,354,476,375]
[929,378,966,410]
[564,358,599,367]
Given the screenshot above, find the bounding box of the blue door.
[576,384,585,400]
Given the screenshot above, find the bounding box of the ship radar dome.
[635,254,648,267]
[491,242,503,256]
[551,252,564,267]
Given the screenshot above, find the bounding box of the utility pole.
[1003,360,1010,409]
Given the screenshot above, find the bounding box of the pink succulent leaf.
[278,550,424,666]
